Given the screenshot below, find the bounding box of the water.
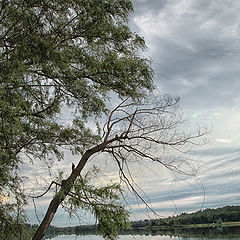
[46,235,183,240]
[45,226,240,240]
[45,235,240,240]
[45,233,240,240]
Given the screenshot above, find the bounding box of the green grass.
[148,221,240,230]
[173,222,240,229]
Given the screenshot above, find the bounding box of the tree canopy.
[0,1,206,240]
[0,0,153,238]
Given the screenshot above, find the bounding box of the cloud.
[216,138,233,143]
[131,0,240,109]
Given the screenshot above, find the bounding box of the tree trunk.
[31,197,62,240]
[32,136,117,240]
[31,144,104,240]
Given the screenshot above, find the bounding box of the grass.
[170,222,240,229]
[148,222,240,230]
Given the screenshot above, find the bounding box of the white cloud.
[216,138,233,143]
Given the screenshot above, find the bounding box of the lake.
[45,226,240,240]
[45,234,240,240]
[46,235,181,240]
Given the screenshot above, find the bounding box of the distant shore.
[138,221,240,230]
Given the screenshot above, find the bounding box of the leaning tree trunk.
[32,142,109,240]
[32,196,62,240]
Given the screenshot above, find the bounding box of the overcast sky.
[129,0,240,217]
[26,0,240,226]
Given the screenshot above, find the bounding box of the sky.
[25,0,240,226]
[128,0,240,217]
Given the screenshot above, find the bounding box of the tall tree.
[0,0,152,238]
[0,0,206,239]
[32,96,206,240]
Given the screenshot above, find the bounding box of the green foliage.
[0,204,34,240]
[0,0,153,238]
[217,218,222,225]
[94,204,130,240]
[63,172,130,239]
[131,205,240,230]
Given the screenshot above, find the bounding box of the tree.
[0,0,206,239]
[0,0,152,238]
[31,95,206,239]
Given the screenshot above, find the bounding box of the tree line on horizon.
[131,205,240,229]
[36,205,240,237]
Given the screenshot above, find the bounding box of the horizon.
[28,205,240,228]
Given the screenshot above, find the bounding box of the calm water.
[45,226,240,240]
[45,234,240,240]
[46,235,188,240]
[46,235,177,240]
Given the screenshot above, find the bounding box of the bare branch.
[32,94,207,239]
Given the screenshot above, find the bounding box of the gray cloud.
[131,0,168,16]
[131,0,240,109]
[128,0,240,218]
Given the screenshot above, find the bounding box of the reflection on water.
[45,226,240,240]
[46,235,179,240]
[45,235,240,240]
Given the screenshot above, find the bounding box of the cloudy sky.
[26,0,240,226]
[129,0,240,216]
